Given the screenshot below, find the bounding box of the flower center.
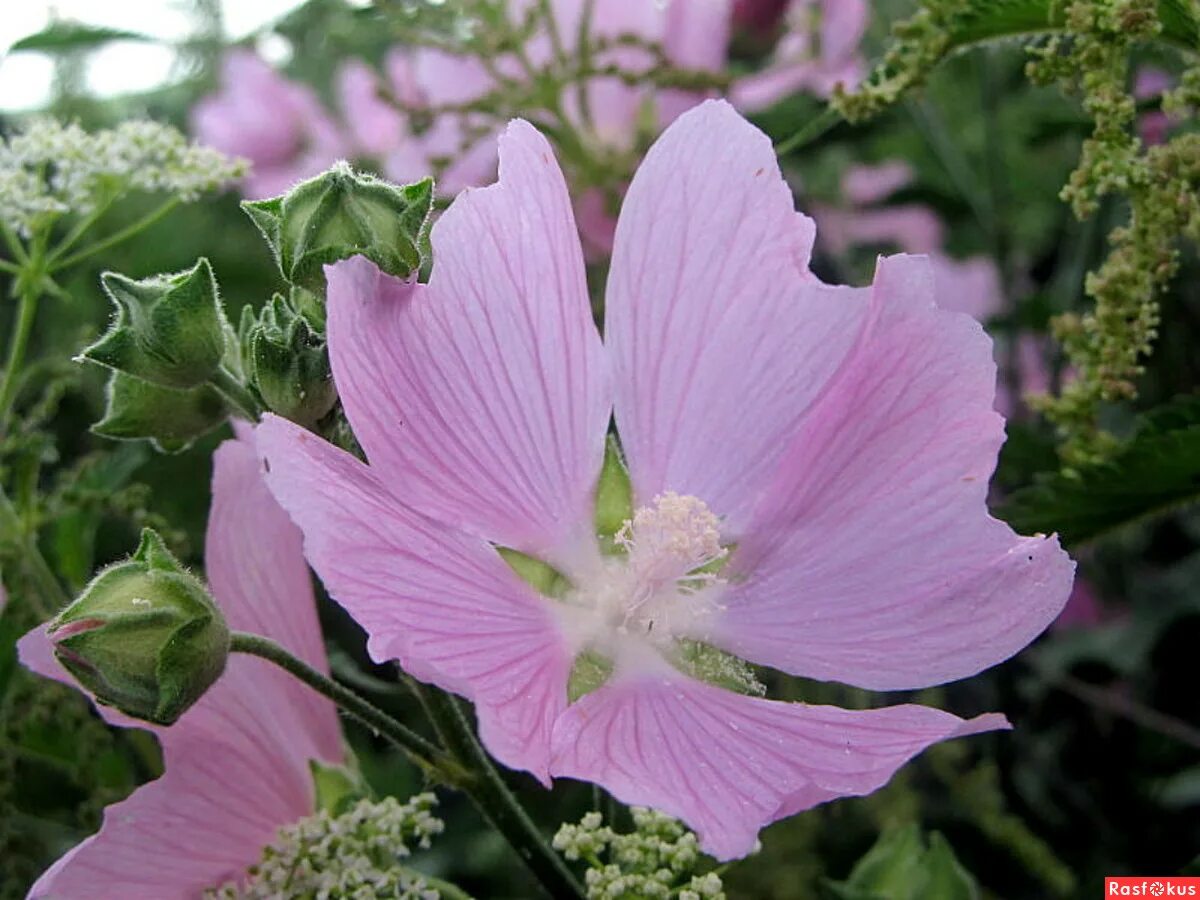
[565,492,729,650]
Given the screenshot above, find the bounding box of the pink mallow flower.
[257,101,1074,860]
[733,0,869,110]
[18,430,343,898]
[192,50,347,199]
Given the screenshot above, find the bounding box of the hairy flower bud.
[93,371,228,453]
[81,258,229,389]
[242,163,432,296]
[240,295,336,426]
[49,529,230,725]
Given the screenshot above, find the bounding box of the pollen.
[616,492,727,586]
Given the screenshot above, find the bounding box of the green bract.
[93,371,228,453]
[48,528,230,726]
[240,295,336,427]
[81,258,228,390]
[242,163,434,297]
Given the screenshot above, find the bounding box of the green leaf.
[495,546,572,598]
[10,22,154,53]
[823,827,983,900]
[594,435,633,552]
[997,394,1200,546]
[942,0,1198,52]
[915,833,981,900]
[567,649,614,702]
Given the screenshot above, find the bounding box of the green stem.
[209,367,262,421]
[415,684,586,900]
[0,482,67,619]
[46,191,118,266]
[228,631,463,783]
[0,281,41,429]
[774,105,842,156]
[49,197,180,273]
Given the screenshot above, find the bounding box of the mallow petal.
[258,415,573,782]
[550,669,1006,861]
[20,432,340,898]
[703,254,1075,690]
[605,99,861,533]
[327,119,610,564]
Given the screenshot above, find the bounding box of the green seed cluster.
[553,808,728,900]
[207,793,446,900]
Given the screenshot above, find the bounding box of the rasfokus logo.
[1106,878,1200,896]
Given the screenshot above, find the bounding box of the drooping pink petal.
[550,668,1006,860]
[701,254,1074,690]
[606,99,863,535]
[19,432,341,898]
[326,120,610,564]
[257,415,574,782]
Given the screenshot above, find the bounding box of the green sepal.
[93,371,228,454]
[242,164,434,296]
[49,528,230,726]
[567,649,614,703]
[668,639,764,696]
[309,759,367,816]
[93,371,227,454]
[821,825,981,900]
[594,435,633,554]
[496,546,572,599]
[81,258,228,389]
[244,295,337,426]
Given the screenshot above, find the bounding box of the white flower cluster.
[553,807,726,900]
[207,792,446,900]
[0,118,243,238]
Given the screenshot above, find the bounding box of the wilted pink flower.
[19,430,342,897]
[259,101,1073,860]
[192,51,347,199]
[734,0,869,110]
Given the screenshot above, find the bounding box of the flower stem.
[48,197,180,273]
[227,632,464,784]
[413,683,586,900]
[0,482,66,619]
[209,366,262,421]
[0,281,40,430]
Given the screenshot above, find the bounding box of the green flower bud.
[81,258,228,389]
[242,163,433,296]
[243,295,337,426]
[49,529,229,725]
[92,370,228,453]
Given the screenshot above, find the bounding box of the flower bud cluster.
[207,793,445,899]
[0,119,243,238]
[553,807,726,900]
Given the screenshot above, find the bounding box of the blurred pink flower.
[192,50,347,199]
[733,0,869,110]
[1053,579,1105,631]
[259,101,1073,860]
[19,429,342,898]
[1135,65,1174,146]
[336,48,499,196]
[733,0,791,35]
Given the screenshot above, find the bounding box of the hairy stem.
[414,683,586,900]
[228,632,462,783]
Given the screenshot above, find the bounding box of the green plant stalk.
[209,367,262,421]
[0,282,40,429]
[49,197,180,273]
[234,634,584,899]
[229,632,462,781]
[413,683,587,900]
[0,482,67,619]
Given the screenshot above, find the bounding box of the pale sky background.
[0,0,310,111]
